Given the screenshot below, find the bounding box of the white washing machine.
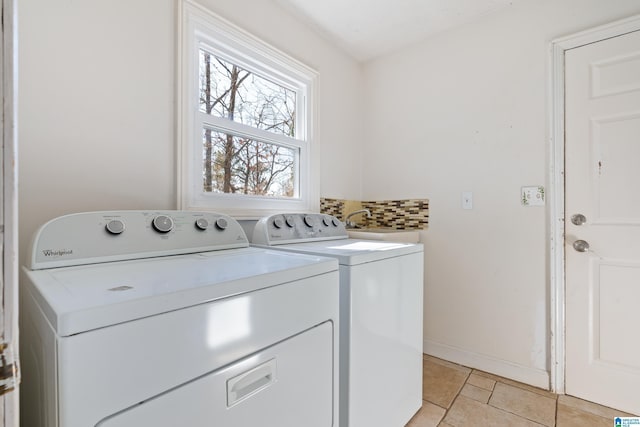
[20,210,339,427]
[252,213,424,427]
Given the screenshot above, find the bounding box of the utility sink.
[346,228,420,243]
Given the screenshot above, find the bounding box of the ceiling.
[276,0,519,61]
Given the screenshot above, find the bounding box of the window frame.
[177,0,319,218]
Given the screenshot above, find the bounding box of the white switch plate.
[462,192,473,210]
[521,186,545,206]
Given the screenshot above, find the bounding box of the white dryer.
[252,213,424,427]
[20,210,339,427]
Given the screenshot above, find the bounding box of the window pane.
[202,129,297,197]
[199,50,297,138]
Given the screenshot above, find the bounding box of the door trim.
[549,14,640,394]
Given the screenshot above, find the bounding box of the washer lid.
[254,239,423,266]
[23,247,337,336]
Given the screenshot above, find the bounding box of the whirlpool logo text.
[42,249,74,257]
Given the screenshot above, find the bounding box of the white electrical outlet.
[521,186,545,206]
[462,192,473,210]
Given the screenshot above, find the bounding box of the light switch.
[521,186,545,206]
[462,192,473,210]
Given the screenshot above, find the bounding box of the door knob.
[571,214,587,226]
[573,240,590,252]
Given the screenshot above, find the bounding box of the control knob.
[105,219,125,235]
[152,215,174,233]
[215,218,228,230]
[285,216,295,228]
[195,218,209,231]
[303,215,315,227]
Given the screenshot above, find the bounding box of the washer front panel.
[29,270,339,427]
[96,323,333,427]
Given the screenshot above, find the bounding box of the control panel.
[27,211,248,270]
[252,213,347,246]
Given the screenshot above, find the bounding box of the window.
[178,1,319,217]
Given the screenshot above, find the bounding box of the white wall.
[362,0,640,387]
[18,0,363,262]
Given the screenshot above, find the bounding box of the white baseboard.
[424,339,550,390]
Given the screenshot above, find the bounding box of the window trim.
[177,0,319,218]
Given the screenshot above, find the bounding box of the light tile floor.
[406,355,637,427]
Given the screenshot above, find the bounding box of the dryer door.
[96,321,334,427]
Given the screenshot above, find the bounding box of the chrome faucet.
[344,209,371,229]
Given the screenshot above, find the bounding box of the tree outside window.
[199,51,298,198]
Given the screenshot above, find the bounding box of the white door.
[565,29,640,414]
[0,0,19,425]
